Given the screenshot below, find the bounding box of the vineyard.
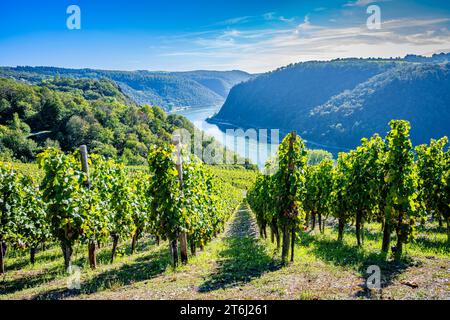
[248,120,449,263]
[0,120,449,300]
[0,141,253,272]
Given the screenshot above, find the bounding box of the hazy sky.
[1,0,449,72]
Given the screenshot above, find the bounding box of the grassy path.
[75,203,280,299]
[1,203,448,300]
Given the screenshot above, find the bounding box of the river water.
[173,106,279,167]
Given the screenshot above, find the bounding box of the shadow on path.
[198,205,281,293]
[413,236,449,255]
[31,246,171,300]
[299,231,414,298]
[0,265,64,296]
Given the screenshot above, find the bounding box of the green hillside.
[308,63,450,148]
[0,76,194,163]
[210,54,450,151]
[0,67,253,110]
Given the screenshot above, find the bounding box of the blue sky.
[0,0,449,72]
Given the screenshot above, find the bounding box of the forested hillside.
[174,70,253,98]
[0,76,195,163]
[308,63,450,148]
[0,67,252,110]
[212,60,397,129]
[211,54,450,151]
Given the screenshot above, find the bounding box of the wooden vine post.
[79,145,96,269]
[0,241,5,274]
[173,135,189,265]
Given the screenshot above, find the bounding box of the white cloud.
[156,16,450,73]
[263,12,296,23]
[213,16,253,26]
[344,0,391,7]
[295,15,321,34]
[382,18,450,29]
[279,16,295,23]
[263,12,276,20]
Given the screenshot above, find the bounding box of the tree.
[248,174,271,238]
[307,149,333,166]
[129,172,152,254]
[262,161,280,247]
[148,142,232,267]
[273,132,307,263]
[304,165,319,231]
[0,164,22,273]
[331,153,353,242]
[65,115,90,148]
[0,113,37,161]
[416,137,449,242]
[38,148,86,270]
[39,87,65,130]
[247,164,280,248]
[148,144,183,267]
[16,175,50,264]
[383,120,419,261]
[304,159,334,233]
[441,149,450,242]
[103,161,135,263]
[81,154,111,268]
[182,156,222,256]
[348,135,386,246]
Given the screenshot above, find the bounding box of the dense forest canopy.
[210,54,450,153]
[307,63,450,148]
[0,76,196,163]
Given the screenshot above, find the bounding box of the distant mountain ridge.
[0,66,253,110]
[210,53,450,152]
[308,62,450,148]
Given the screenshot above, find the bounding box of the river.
[173,106,279,168]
